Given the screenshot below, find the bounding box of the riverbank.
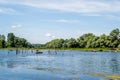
[0,48,31,50]
[0,48,120,52]
[54,48,120,52]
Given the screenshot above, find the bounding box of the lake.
[0,50,120,80]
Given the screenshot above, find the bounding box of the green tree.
[110,28,120,40]
[0,40,2,48]
[66,38,78,48]
[45,39,64,48]
[109,28,120,48]
[77,33,95,48]
[0,34,6,48]
[7,33,15,47]
[118,44,120,50]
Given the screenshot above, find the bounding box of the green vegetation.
[45,28,120,50]
[0,33,33,49]
[0,28,120,51]
[32,44,45,49]
[0,34,5,48]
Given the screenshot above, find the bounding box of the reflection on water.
[35,67,61,72]
[0,50,120,80]
[68,78,80,80]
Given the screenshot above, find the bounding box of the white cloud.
[1,0,120,13]
[11,24,22,29]
[1,0,120,16]
[54,19,80,23]
[0,7,22,15]
[45,33,52,37]
[82,13,102,16]
[45,33,56,39]
[0,7,15,14]
[52,36,55,39]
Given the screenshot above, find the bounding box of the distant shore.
[0,48,120,52]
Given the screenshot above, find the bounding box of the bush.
[117,44,120,50]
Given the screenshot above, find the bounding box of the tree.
[109,28,120,48]
[0,40,2,48]
[66,38,78,48]
[1,28,120,49]
[77,33,95,48]
[32,44,45,48]
[96,34,107,48]
[7,33,15,47]
[110,28,120,40]
[0,34,6,48]
[118,44,120,50]
[45,39,64,48]
[7,33,32,48]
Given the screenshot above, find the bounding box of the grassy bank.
[35,48,119,52]
[0,48,120,52]
[48,48,108,50]
[0,48,32,50]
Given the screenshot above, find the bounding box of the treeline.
[32,44,45,49]
[45,28,120,49]
[0,33,33,48]
[1,28,120,49]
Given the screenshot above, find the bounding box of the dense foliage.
[0,33,33,48]
[45,28,120,49]
[32,44,45,49]
[0,28,120,49]
[0,35,6,48]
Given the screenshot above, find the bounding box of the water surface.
[0,50,120,80]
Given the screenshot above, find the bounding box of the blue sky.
[0,0,120,44]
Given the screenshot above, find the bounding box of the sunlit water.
[0,50,120,80]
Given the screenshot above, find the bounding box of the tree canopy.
[0,33,32,48]
[45,28,120,49]
[0,28,120,49]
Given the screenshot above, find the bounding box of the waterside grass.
[0,47,120,52]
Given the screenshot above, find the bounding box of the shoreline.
[0,48,120,52]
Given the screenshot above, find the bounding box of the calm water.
[0,50,120,80]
